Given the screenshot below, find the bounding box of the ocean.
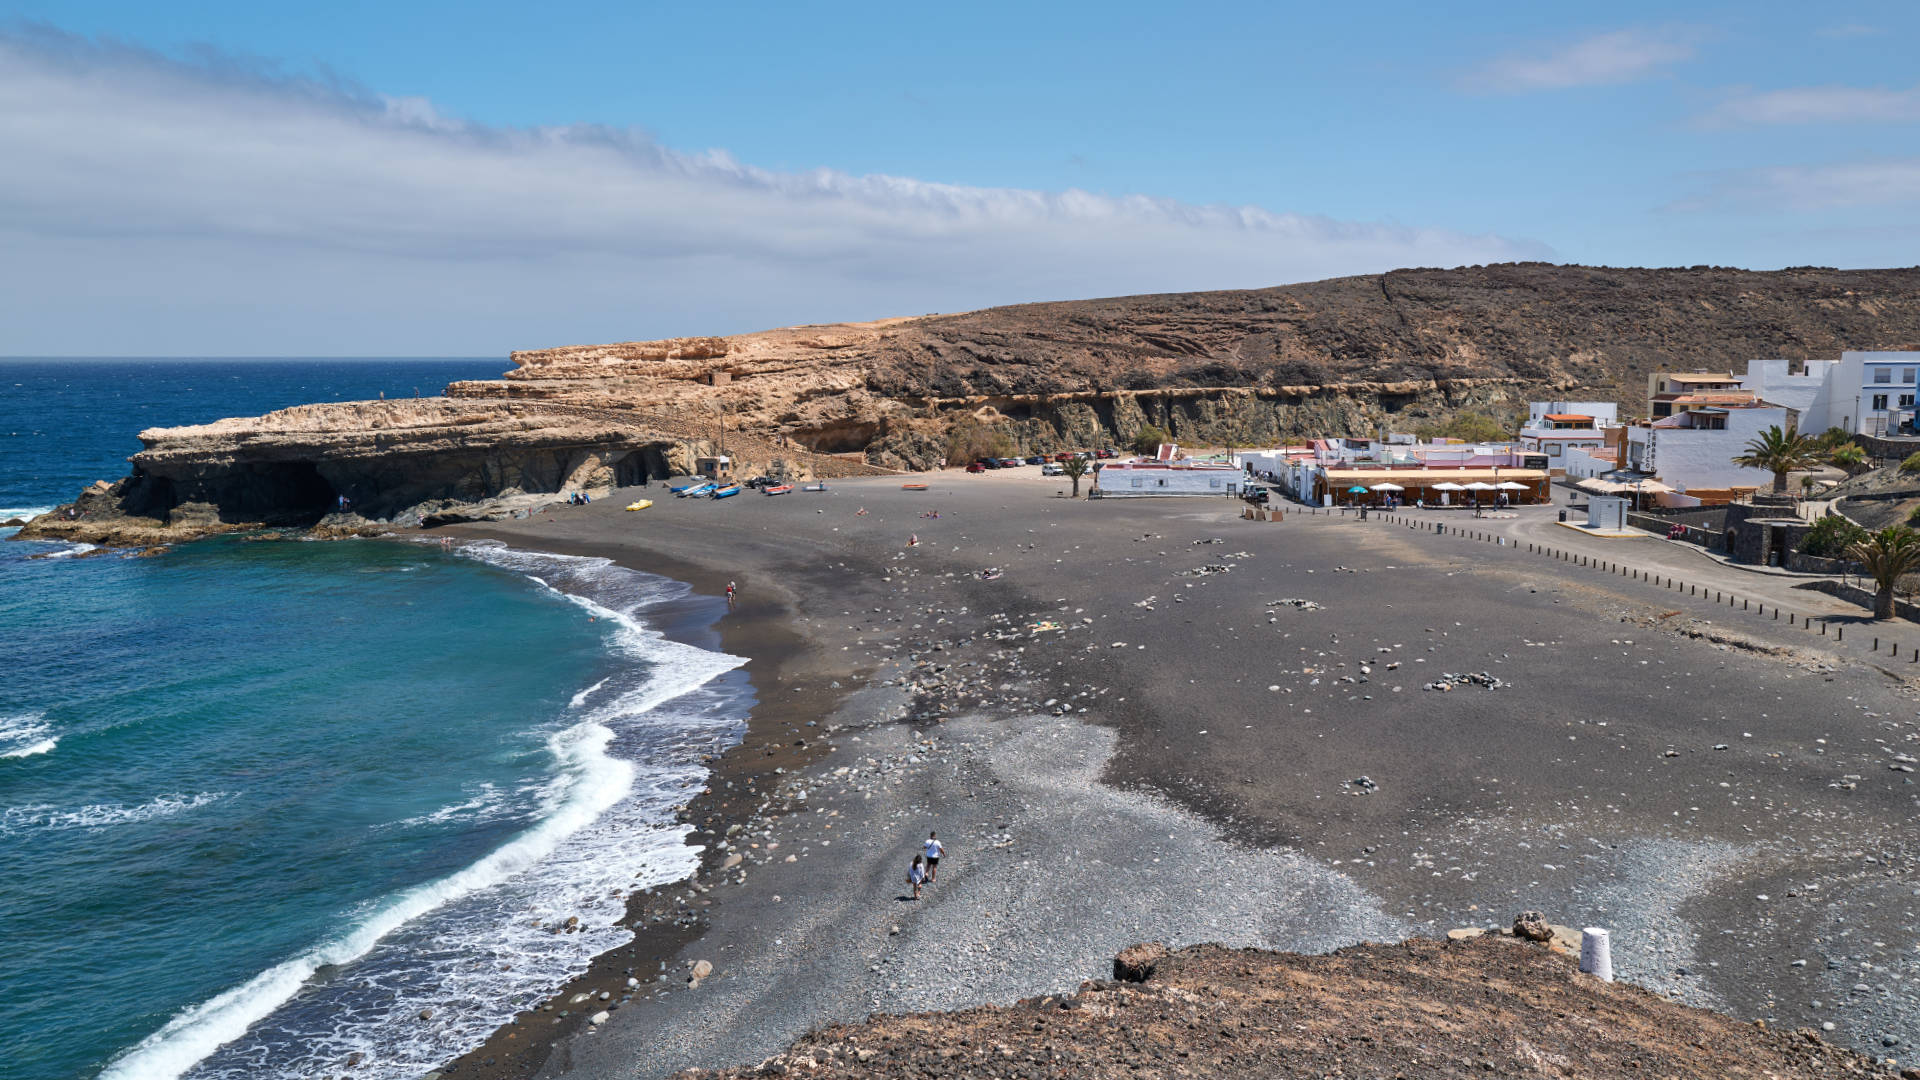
[0,360,750,1080]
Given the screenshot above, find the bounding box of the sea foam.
[0,712,56,759]
[119,541,747,1080]
[1,791,228,834]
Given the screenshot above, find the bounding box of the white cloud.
[1700,84,1920,127]
[1466,28,1696,93]
[1817,22,1881,39]
[0,30,1542,355]
[1679,159,1920,211]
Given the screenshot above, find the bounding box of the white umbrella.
[1462,482,1496,491]
[1495,481,1529,490]
[1431,482,1465,491]
[1369,482,1404,491]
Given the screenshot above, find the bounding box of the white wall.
[1642,406,1789,490]
[1561,444,1616,479]
[1099,467,1240,497]
[1739,358,1833,420]
[1527,400,1619,425]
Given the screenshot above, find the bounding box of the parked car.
[743,475,774,489]
[998,458,1023,469]
[1024,455,1046,466]
[1095,448,1118,459]
[965,462,987,473]
[975,458,998,469]
[1041,463,1063,476]
[1052,452,1075,463]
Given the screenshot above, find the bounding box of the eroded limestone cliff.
[21,263,1920,544]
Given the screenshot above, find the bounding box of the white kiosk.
[1587,494,1628,532]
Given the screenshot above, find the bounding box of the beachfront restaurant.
[1313,468,1550,507]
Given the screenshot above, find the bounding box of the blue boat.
[674,481,717,497]
[709,483,742,499]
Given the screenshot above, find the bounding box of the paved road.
[1288,501,1920,670]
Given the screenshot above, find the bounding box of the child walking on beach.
[907,854,927,900]
[923,830,944,882]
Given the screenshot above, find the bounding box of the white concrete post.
[1580,927,1613,981]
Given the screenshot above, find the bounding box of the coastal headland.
[428,471,1920,1078]
[20,264,1920,549]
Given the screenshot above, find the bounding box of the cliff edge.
[20,263,1920,544]
[680,937,1894,1079]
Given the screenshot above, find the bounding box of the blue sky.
[2,1,1917,354]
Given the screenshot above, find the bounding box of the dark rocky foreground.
[679,936,1891,1079]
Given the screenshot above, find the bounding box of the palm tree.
[1733,425,1820,494]
[1848,526,1920,620]
[1060,455,1089,497]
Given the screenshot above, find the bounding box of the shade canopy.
[1462,482,1496,491]
[1495,481,1530,490]
[1369,482,1405,491]
[1347,486,1370,493]
[1431,482,1466,491]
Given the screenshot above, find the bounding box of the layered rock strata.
[21,263,1920,544]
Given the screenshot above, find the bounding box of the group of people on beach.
[906,830,943,899]
[567,491,593,506]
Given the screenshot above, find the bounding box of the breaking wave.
[109,542,747,1080]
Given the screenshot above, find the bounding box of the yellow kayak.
[624,500,653,511]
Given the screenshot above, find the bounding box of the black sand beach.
[437,471,1920,1077]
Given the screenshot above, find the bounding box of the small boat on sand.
[673,481,716,497]
[709,483,742,499]
[624,499,653,511]
[764,484,793,496]
[901,482,929,491]
[801,483,829,492]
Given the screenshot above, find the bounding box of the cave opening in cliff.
[615,445,673,485]
[794,422,878,454]
[241,461,339,523]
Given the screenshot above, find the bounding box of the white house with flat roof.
[1519,402,1617,464]
[1625,401,1794,491]
[1800,351,1920,436]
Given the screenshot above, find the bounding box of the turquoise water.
[0,362,748,1079]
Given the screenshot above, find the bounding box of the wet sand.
[439,472,1920,1076]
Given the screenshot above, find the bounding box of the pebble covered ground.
[454,475,1920,1077]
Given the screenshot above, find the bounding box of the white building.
[1624,401,1794,491]
[1800,351,1920,437]
[1096,460,1242,497]
[1518,402,1616,464]
[1526,400,1619,426]
[1736,358,1838,419]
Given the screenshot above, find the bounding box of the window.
[1547,443,1561,457]
[1874,367,1893,384]
[1906,369,1916,384]
[1696,415,1726,430]
[1130,478,1142,488]
[1873,394,1889,411]
[1904,395,1916,408]
[1209,478,1222,488]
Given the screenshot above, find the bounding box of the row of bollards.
[1318,503,1920,663]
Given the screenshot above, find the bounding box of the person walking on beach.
[907,854,927,900]
[726,580,736,605]
[923,830,944,882]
